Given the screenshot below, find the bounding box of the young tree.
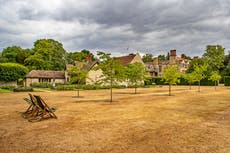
[193,63,208,92]
[162,65,181,96]
[95,51,125,102]
[68,66,88,97]
[184,73,196,90]
[125,63,146,94]
[209,71,221,90]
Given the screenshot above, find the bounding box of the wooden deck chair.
[28,95,57,122]
[21,93,39,118]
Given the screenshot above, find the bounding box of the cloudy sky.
[0,0,229,57]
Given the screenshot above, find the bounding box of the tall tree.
[95,51,125,102]
[162,65,181,96]
[0,46,31,64]
[125,63,146,94]
[209,71,221,90]
[158,54,166,61]
[66,49,95,64]
[186,58,206,73]
[142,54,153,62]
[203,45,225,71]
[68,66,88,97]
[25,39,67,70]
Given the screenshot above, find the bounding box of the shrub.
[30,82,53,88]
[55,84,77,90]
[13,87,33,92]
[146,76,216,86]
[224,76,230,86]
[0,86,16,91]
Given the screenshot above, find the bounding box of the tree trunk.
[110,63,113,103]
[189,83,191,90]
[169,84,171,96]
[76,82,80,98]
[110,78,113,102]
[135,82,137,94]
[198,81,200,92]
[215,81,217,91]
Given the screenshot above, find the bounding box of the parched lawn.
[0,86,230,153]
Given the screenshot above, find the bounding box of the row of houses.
[24,50,190,87]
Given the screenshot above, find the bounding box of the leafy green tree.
[209,71,221,90]
[0,63,28,82]
[1,46,22,63]
[193,63,208,92]
[158,54,166,61]
[220,53,230,77]
[162,65,181,96]
[0,46,31,64]
[24,54,50,70]
[95,51,125,102]
[68,66,88,97]
[186,58,207,73]
[25,39,67,70]
[125,63,146,94]
[203,45,225,71]
[222,62,230,76]
[184,73,196,90]
[142,54,153,62]
[66,49,95,64]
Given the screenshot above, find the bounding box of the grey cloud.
[0,0,230,57]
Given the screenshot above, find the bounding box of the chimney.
[85,55,92,63]
[169,49,176,64]
[170,50,176,56]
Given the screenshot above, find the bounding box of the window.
[39,78,51,83]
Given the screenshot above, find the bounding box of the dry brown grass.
[0,86,230,153]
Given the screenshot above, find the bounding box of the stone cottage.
[24,70,69,87]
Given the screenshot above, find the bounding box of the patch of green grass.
[0,88,12,93]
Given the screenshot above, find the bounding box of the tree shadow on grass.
[73,99,119,103]
[115,92,141,95]
[72,96,84,98]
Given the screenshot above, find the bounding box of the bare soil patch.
[0,86,230,153]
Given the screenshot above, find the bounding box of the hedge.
[30,82,53,88]
[55,84,127,91]
[0,63,28,82]
[145,77,216,86]
[224,76,230,86]
[13,87,33,92]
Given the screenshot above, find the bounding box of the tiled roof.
[26,70,65,79]
[81,61,99,71]
[114,54,136,66]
